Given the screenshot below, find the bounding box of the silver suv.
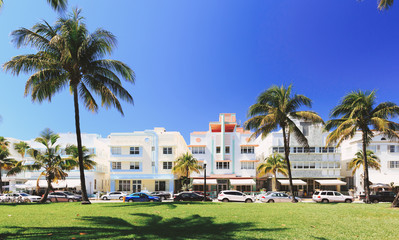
[313,191,353,203]
[217,190,255,203]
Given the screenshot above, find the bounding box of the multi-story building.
[4,133,109,194]
[341,133,399,195]
[107,127,188,194]
[257,121,351,196]
[189,113,259,194]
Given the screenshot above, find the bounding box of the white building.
[189,113,259,194]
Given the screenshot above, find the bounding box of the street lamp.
[203,160,207,201]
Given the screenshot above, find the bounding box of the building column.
[169,179,174,193]
[111,180,116,192]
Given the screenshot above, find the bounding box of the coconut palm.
[378,0,394,10]
[4,9,135,204]
[13,141,30,160]
[244,84,323,202]
[26,128,75,203]
[0,0,67,12]
[64,145,96,170]
[257,153,288,191]
[325,90,399,204]
[0,137,16,194]
[349,150,381,177]
[172,153,202,190]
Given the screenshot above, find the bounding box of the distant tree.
[64,145,96,170]
[0,0,67,12]
[172,153,202,190]
[0,137,16,194]
[257,153,288,192]
[13,141,30,160]
[244,84,323,202]
[349,150,381,176]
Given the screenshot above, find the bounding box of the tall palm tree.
[4,9,135,204]
[0,137,16,194]
[244,84,323,202]
[26,128,75,203]
[172,153,202,189]
[257,153,288,191]
[378,0,394,10]
[325,90,399,203]
[64,145,96,170]
[0,0,67,12]
[349,150,381,176]
[13,141,30,160]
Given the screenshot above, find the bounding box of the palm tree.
[257,153,288,191]
[172,153,202,190]
[0,137,16,194]
[244,84,323,202]
[4,9,135,204]
[26,128,75,203]
[13,141,30,160]
[0,0,67,12]
[349,150,381,177]
[325,90,399,204]
[64,145,96,170]
[378,0,394,10]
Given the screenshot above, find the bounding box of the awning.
[370,175,399,187]
[316,179,346,186]
[370,183,391,188]
[192,179,217,185]
[229,179,256,186]
[25,179,81,188]
[278,179,307,185]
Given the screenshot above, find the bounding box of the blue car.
[124,192,161,202]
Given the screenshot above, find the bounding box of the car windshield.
[63,192,75,195]
[20,193,29,196]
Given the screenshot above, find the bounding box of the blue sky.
[0,0,398,142]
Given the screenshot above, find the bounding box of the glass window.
[111,147,121,155]
[130,147,140,155]
[118,180,130,191]
[225,146,230,154]
[389,145,399,153]
[132,180,142,193]
[216,162,230,169]
[216,146,221,154]
[192,147,205,154]
[241,162,255,170]
[389,161,399,168]
[163,147,172,154]
[130,162,140,170]
[241,146,255,154]
[327,192,334,196]
[112,162,121,170]
[163,162,173,170]
[155,181,166,191]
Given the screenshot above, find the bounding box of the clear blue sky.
[0,0,398,142]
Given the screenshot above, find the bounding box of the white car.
[101,191,127,200]
[1,193,41,202]
[217,190,255,203]
[312,191,353,203]
[260,192,302,203]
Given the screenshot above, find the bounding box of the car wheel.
[294,199,299,203]
[119,196,124,200]
[102,197,108,200]
[222,198,229,203]
[245,199,253,203]
[322,199,329,203]
[68,199,74,202]
[46,199,51,203]
[128,199,133,202]
[373,199,379,204]
[25,199,31,203]
[268,199,275,203]
[345,199,352,203]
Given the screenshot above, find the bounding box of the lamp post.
[203,160,207,201]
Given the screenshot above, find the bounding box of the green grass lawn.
[0,202,398,239]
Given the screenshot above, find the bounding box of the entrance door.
[217,184,228,193]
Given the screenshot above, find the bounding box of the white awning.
[278,179,307,185]
[25,179,81,188]
[229,179,256,186]
[316,179,346,186]
[370,175,399,187]
[192,179,217,185]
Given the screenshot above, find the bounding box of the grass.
[0,202,398,239]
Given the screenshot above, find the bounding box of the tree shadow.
[104,201,209,209]
[0,213,285,239]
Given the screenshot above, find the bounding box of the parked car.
[217,190,255,203]
[124,192,161,202]
[101,191,127,200]
[360,191,397,203]
[149,191,171,200]
[13,193,41,202]
[174,192,212,202]
[312,191,353,203]
[260,192,302,203]
[47,191,82,202]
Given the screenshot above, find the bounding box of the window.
[132,180,142,192]
[216,146,221,154]
[241,162,255,169]
[216,162,230,169]
[112,162,121,170]
[163,147,172,154]
[225,146,230,154]
[155,181,166,191]
[130,162,140,170]
[130,147,140,155]
[241,146,255,154]
[300,122,311,136]
[272,147,285,153]
[111,147,121,155]
[389,161,399,168]
[389,145,399,153]
[163,162,173,170]
[192,147,205,154]
[118,180,130,191]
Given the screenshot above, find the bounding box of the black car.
[173,192,212,202]
[150,191,171,200]
[47,191,82,202]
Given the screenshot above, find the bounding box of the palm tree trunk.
[391,190,399,208]
[273,170,277,192]
[282,125,295,203]
[40,177,52,203]
[0,167,3,194]
[73,86,90,204]
[362,132,371,204]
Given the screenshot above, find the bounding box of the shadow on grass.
[0,213,285,239]
[104,201,209,209]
